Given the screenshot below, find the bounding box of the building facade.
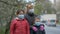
[55,0,60,22]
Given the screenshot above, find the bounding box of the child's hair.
[35,16,40,20]
[16,9,24,15]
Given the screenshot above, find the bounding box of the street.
[45,25,60,34]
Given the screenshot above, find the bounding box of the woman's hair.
[26,4,33,9]
[16,9,24,15]
[26,4,33,13]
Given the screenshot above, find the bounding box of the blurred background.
[0,0,60,34]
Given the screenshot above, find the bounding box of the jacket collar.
[15,17,25,21]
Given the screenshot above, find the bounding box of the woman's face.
[26,5,34,14]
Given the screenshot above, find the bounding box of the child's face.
[34,18,40,26]
[17,11,24,19]
[35,18,40,22]
[19,11,24,15]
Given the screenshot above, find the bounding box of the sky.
[26,0,54,3]
[26,0,35,2]
[50,0,54,3]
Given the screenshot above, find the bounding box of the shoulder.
[10,19,16,24]
[24,19,28,22]
[11,17,18,23]
[25,14,29,20]
[24,19,29,24]
[25,14,29,17]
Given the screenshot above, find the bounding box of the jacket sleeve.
[30,25,33,29]
[10,20,16,34]
[26,21,30,34]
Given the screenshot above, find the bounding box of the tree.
[34,0,45,15]
[34,0,55,14]
[34,3,44,15]
[0,0,26,34]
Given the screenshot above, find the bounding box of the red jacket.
[10,18,30,34]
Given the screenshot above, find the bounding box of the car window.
[41,21,46,23]
[50,20,55,22]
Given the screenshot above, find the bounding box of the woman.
[25,4,37,34]
[10,9,30,34]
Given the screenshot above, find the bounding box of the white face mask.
[18,14,24,19]
[35,22,40,26]
[29,9,34,13]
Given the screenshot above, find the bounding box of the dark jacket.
[25,14,37,28]
[33,24,45,34]
[10,17,30,34]
[25,14,37,34]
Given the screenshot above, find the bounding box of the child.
[32,16,46,34]
[10,9,30,34]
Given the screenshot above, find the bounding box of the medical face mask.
[18,14,24,19]
[28,9,34,13]
[35,22,40,26]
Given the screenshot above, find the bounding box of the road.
[45,25,60,34]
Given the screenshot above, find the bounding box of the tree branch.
[0,0,17,7]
